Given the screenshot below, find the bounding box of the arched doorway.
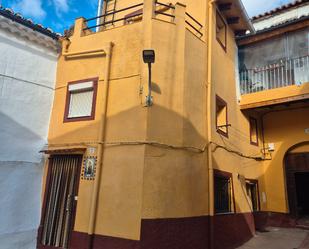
[285,142,309,219]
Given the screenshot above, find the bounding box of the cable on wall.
[209,141,264,161]
[46,139,265,161]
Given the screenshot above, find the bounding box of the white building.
[251,0,309,31]
[0,7,59,249]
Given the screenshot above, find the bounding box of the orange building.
[37,1,309,249]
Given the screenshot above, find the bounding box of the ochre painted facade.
[38,1,309,249]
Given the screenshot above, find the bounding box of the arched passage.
[285,142,309,218]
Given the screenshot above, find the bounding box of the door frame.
[285,152,309,218]
[37,154,83,249]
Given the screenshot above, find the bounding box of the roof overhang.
[0,14,60,52]
[40,146,87,155]
[237,15,309,46]
[216,0,255,36]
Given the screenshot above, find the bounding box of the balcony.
[239,55,309,95]
[238,27,309,109]
[82,0,204,39]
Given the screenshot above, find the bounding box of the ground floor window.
[214,170,235,214]
[245,179,260,212]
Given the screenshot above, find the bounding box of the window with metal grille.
[246,180,260,212]
[214,171,234,214]
[64,78,98,122]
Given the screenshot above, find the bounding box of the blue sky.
[0,0,293,33]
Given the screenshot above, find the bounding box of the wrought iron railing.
[154,1,175,22]
[239,55,309,95]
[185,12,203,38]
[83,1,203,38]
[84,2,144,32]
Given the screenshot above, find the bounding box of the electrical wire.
[209,141,264,161]
[46,139,265,161]
[100,140,208,153]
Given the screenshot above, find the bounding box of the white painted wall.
[0,25,58,249]
[253,4,309,31]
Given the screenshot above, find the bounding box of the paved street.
[237,227,309,249]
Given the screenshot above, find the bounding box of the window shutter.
[68,90,94,118]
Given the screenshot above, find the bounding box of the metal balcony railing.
[185,12,203,38]
[84,3,144,32]
[83,1,203,38]
[239,55,309,95]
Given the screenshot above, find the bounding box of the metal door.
[39,155,82,249]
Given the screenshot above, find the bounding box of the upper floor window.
[216,95,228,137]
[64,78,98,122]
[249,117,259,146]
[216,10,227,51]
[214,170,235,214]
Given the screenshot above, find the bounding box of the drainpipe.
[206,1,216,249]
[96,0,104,32]
[88,42,113,248]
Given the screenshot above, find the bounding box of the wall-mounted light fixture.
[143,49,155,106]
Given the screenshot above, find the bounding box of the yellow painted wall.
[209,4,264,214]
[49,20,146,240]
[46,0,210,241]
[142,15,208,218]
[262,108,309,213]
[43,0,309,244]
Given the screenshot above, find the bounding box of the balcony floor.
[239,83,309,110]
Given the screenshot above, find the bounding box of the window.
[249,117,259,146]
[64,78,98,122]
[214,170,235,214]
[216,95,228,137]
[246,179,260,212]
[216,10,227,51]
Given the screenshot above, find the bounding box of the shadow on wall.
[48,104,211,249]
[211,157,256,249]
[255,107,309,230]
[0,112,46,162]
[0,112,46,249]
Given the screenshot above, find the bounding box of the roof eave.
[216,0,255,36]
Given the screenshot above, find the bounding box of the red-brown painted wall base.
[69,231,139,249]
[140,216,210,249]
[70,231,92,249]
[254,211,296,231]
[48,214,256,249]
[213,213,255,249]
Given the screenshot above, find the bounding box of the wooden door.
[285,153,309,217]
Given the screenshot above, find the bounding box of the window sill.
[215,212,235,216]
[63,115,95,123]
[216,128,229,138]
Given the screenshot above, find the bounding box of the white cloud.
[11,0,46,20]
[52,0,69,17]
[241,0,292,17]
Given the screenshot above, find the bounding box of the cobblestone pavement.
[237,227,309,249]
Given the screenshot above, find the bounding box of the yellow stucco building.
[36,1,309,249]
